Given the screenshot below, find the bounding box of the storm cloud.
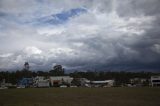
[0,0,160,72]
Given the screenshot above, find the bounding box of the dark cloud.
[0,0,160,72]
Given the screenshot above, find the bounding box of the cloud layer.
[0,0,160,72]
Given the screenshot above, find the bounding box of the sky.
[0,0,160,72]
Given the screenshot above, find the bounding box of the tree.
[49,65,65,76]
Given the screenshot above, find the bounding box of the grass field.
[0,87,160,106]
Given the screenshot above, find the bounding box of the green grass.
[0,87,160,106]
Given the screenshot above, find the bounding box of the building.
[78,78,91,87]
[50,76,73,87]
[0,79,8,89]
[0,79,5,87]
[76,78,115,87]
[151,76,160,87]
[19,78,33,88]
[90,80,115,87]
[33,76,49,88]
[130,78,149,87]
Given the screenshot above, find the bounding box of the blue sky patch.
[35,8,87,26]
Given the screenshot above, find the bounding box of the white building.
[50,76,73,87]
[77,78,115,87]
[79,78,90,87]
[130,78,148,86]
[0,79,8,89]
[91,80,115,87]
[34,76,49,87]
[151,76,160,87]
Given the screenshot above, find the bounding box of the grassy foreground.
[0,87,160,106]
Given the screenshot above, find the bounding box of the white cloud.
[151,44,160,54]
[0,53,13,58]
[23,46,42,56]
[37,27,65,36]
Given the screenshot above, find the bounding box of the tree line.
[0,69,159,85]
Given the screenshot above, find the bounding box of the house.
[50,76,73,87]
[151,76,160,87]
[33,76,49,88]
